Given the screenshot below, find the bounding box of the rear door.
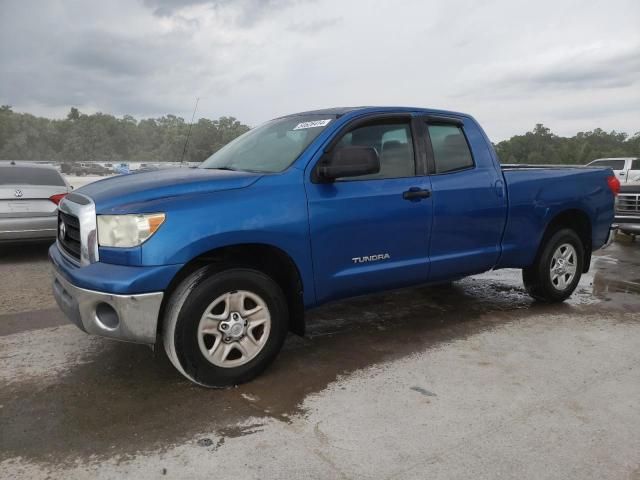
[306,115,433,303]
[421,117,508,281]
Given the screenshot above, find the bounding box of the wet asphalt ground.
[0,236,639,479]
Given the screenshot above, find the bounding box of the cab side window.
[427,124,474,174]
[335,122,415,180]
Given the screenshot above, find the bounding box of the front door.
[306,116,433,304]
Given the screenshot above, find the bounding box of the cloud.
[65,32,166,76]
[143,0,213,16]
[531,50,640,90]
[143,0,300,26]
[286,17,341,34]
[0,0,639,140]
[495,45,640,92]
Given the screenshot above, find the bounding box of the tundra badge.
[352,253,391,264]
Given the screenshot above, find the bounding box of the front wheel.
[522,228,584,303]
[163,267,289,387]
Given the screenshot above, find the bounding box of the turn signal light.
[606,176,620,196]
[49,193,67,205]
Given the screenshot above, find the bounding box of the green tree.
[0,108,252,164]
[494,124,638,165]
[2,110,635,166]
[67,107,80,121]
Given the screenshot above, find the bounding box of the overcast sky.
[1,0,638,141]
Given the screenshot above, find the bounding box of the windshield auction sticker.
[293,119,332,130]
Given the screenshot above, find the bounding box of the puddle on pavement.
[1,241,638,466]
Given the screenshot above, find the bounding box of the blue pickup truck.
[50,106,618,387]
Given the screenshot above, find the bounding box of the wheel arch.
[539,209,592,272]
[158,243,306,338]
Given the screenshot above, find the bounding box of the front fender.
[139,172,316,305]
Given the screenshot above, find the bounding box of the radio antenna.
[180,97,199,165]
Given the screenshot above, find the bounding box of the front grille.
[616,193,640,214]
[58,210,81,261]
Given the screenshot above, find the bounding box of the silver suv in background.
[587,157,640,184]
[0,161,71,242]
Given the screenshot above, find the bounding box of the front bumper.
[613,215,640,234]
[52,264,163,344]
[616,223,640,234]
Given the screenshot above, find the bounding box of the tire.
[163,267,289,388]
[522,228,584,303]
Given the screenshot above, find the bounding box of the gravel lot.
[0,236,639,479]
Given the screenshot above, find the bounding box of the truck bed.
[501,164,592,171]
[496,165,615,269]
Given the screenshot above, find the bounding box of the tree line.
[0,106,637,165]
[0,106,249,164]
[494,123,639,165]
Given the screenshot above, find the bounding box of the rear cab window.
[0,166,66,186]
[589,160,626,170]
[427,124,474,174]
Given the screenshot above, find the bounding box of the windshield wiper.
[207,166,268,174]
[211,166,238,171]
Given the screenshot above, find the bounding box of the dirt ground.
[0,236,639,479]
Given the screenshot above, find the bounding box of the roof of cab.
[281,106,469,119]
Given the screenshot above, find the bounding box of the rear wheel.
[523,228,584,302]
[163,267,289,387]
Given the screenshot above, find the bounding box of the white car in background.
[587,157,640,184]
[0,161,71,242]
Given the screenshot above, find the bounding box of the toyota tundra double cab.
[50,107,618,387]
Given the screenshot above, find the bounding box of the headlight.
[97,213,165,248]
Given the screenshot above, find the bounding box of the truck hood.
[77,168,262,212]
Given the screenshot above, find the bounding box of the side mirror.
[317,146,380,181]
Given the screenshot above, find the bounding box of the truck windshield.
[200,115,337,173]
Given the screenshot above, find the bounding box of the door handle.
[403,187,431,201]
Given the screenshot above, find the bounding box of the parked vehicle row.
[58,161,198,176]
[49,106,618,387]
[61,162,116,176]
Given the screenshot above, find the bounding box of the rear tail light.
[49,193,67,205]
[606,175,620,196]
